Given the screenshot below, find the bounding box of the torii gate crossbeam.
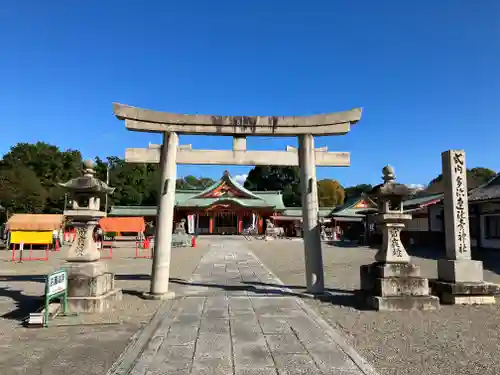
[125,143,351,167]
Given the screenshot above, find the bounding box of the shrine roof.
[468,173,500,202]
[109,172,287,216]
[190,171,263,200]
[328,197,378,218]
[281,208,334,218]
[402,193,443,209]
[109,206,157,217]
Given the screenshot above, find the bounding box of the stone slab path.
[108,240,378,375]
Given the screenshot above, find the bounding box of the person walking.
[52,228,59,250]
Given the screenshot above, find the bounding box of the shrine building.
[109,171,333,235]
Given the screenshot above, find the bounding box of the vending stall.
[7,214,64,260]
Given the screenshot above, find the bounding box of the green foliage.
[177,175,215,190]
[0,142,218,215]
[427,167,496,193]
[0,142,82,213]
[317,179,345,207]
[244,166,301,207]
[343,184,373,201]
[469,167,497,183]
[0,165,48,214]
[244,166,346,207]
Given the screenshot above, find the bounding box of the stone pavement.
[108,240,378,375]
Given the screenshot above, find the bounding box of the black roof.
[469,173,500,202]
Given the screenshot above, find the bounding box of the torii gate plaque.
[114,103,362,299]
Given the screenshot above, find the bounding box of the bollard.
[100,241,113,259]
[191,235,196,248]
[135,240,152,259]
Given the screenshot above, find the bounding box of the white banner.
[187,215,195,234]
[252,213,257,228]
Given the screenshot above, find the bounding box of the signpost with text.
[44,269,69,327]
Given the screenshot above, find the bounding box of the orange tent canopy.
[99,217,145,233]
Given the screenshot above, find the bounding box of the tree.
[0,141,224,214]
[0,166,48,214]
[427,167,496,193]
[176,175,215,190]
[469,167,496,184]
[1,142,83,213]
[343,184,373,201]
[244,166,301,207]
[317,179,345,207]
[98,157,160,208]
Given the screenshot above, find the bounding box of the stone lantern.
[58,160,122,312]
[370,165,413,264]
[359,166,439,311]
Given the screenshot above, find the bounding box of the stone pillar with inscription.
[433,150,500,304]
[59,160,122,313]
[359,166,439,311]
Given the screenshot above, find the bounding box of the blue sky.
[1,1,499,187]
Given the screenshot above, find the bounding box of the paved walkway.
[108,240,378,375]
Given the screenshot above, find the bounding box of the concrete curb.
[248,250,381,375]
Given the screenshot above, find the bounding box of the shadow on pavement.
[0,272,372,321]
[325,240,367,248]
[0,287,43,321]
[169,277,371,310]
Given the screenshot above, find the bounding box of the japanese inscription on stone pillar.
[442,150,471,260]
[389,227,403,258]
[75,227,87,256]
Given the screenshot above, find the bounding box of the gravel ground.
[0,240,208,375]
[247,239,500,375]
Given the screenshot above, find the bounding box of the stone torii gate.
[113,103,362,299]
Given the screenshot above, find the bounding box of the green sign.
[44,269,73,327]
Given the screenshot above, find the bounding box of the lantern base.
[64,261,122,313]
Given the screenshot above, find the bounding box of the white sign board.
[187,215,195,234]
[46,270,67,297]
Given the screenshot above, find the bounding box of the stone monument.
[359,166,440,310]
[172,218,191,247]
[432,150,500,304]
[59,160,122,312]
[174,219,187,235]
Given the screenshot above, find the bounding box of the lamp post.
[104,163,110,214]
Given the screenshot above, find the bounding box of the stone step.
[430,280,500,296]
[441,294,496,305]
[369,295,440,311]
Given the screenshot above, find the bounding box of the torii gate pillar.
[299,134,324,294]
[144,132,178,299]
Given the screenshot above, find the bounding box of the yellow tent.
[7,214,64,244]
